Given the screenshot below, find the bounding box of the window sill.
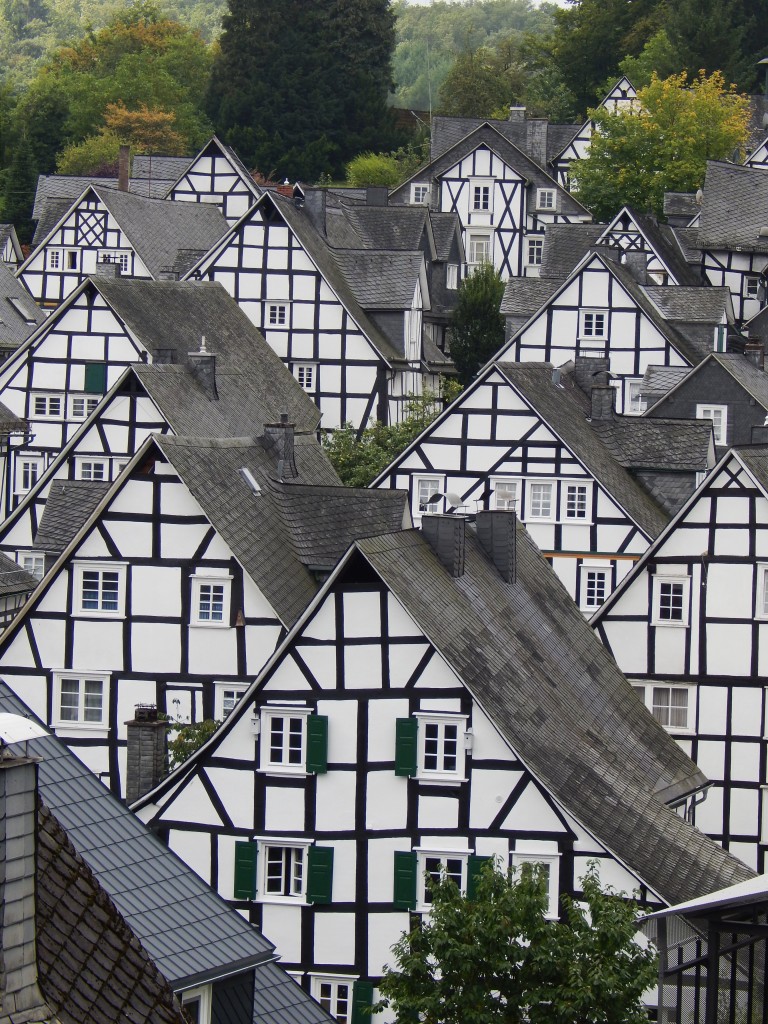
[651,620,689,629]
[53,723,108,737]
[416,776,468,786]
[73,611,125,620]
[189,621,229,629]
[258,767,308,779]
[258,895,307,906]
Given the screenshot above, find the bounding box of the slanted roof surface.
[332,250,423,309]
[540,223,603,279]
[0,264,45,345]
[0,550,38,596]
[501,277,564,318]
[340,204,428,251]
[429,115,580,165]
[429,211,461,261]
[664,192,699,221]
[132,155,193,180]
[641,364,691,399]
[32,175,176,221]
[698,161,768,252]
[33,480,111,555]
[622,210,703,286]
[590,417,712,471]
[644,286,730,324]
[356,526,753,907]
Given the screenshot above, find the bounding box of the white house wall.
[703,248,768,324]
[169,145,258,224]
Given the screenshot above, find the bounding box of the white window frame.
[180,984,212,1024]
[310,975,357,1024]
[512,852,560,918]
[31,393,63,419]
[295,363,315,391]
[48,249,61,270]
[446,263,459,290]
[256,837,312,904]
[526,480,554,521]
[410,183,430,206]
[52,670,110,731]
[696,404,727,445]
[73,561,127,619]
[467,232,491,267]
[580,564,610,612]
[632,682,695,734]
[69,394,100,419]
[74,457,109,482]
[491,477,519,512]
[66,250,78,271]
[101,251,129,273]
[651,575,691,627]
[214,681,248,719]
[259,705,312,775]
[17,551,44,580]
[578,309,608,342]
[470,178,493,213]
[414,848,470,911]
[526,236,544,267]
[536,188,556,211]
[626,379,647,415]
[745,275,761,299]
[190,573,232,627]
[414,475,443,517]
[756,564,768,620]
[563,481,589,521]
[16,457,43,495]
[267,303,288,327]
[414,712,467,783]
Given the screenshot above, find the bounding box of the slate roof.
[539,223,603,279]
[31,175,176,221]
[92,186,230,277]
[339,204,429,251]
[0,550,38,597]
[429,115,580,166]
[671,227,704,265]
[132,155,193,180]
[640,365,691,403]
[647,352,768,415]
[33,480,111,555]
[698,161,768,252]
[612,210,703,287]
[34,802,186,1024]
[332,251,424,309]
[429,212,461,261]
[0,224,22,262]
[496,362,670,538]
[354,526,754,908]
[590,417,712,471]
[0,688,333,1024]
[153,434,408,627]
[0,399,27,433]
[501,277,564,317]
[663,193,700,222]
[0,265,45,346]
[644,286,730,323]
[730,445,768,490]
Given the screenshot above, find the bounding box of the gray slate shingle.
[33,481,111,555]
[698,161,768,252]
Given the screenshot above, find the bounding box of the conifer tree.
[2,135,37,244]
[205,0,398,182]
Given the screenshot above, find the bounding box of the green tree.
[438,43,523,118]
[377,860,657,1024]
[616,28,681,91]
[167,718,221,769]
[207,0,399,182]
[573,70,751,220]
[449,262,505,386]
[2,133,36,243]
[346,152,401,188]
[662,0,759,91]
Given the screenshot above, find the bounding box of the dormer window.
[536,189,556,211]
[411,183,430,205]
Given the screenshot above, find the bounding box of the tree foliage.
[572,70,751,220]
[449,262,505,386]
[167,718,220,769]
[377,860,658,1024]
[322,385,461,488]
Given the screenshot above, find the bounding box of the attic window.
[7,297,35,324]
[536,188,556,211]
[410,183,429,205]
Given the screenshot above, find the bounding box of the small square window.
[215,683,248,719]
[411,183,429,205]
[627,380,647,415]
[472,183,491,211]
[491,478,518,511]
[18,552,44,580]
[652,575,690,627]
[70,395,100,419]
[296,364,314,391]
[66,251,78,270]
[74,562,126,618]
[564,483,588,519]
[414,476,443,515]
[191,574,231,627]
[16,459,42,494]
[268,303,287,326]
[260,843,307,900]
[446,264,459,290]
[527,481,553,520]
[415,712,467,782]
[76,459,107,481]
[633,682,694,733]
[53,671,109,728]
[417,851,468,908]
[311,977,354,1024]
[32,394,62,418]
[259,706,311,774]
[696,404,727,445]
[536,189,555,211]
[527,237,543,266]
[467,234,491,266]
[746,276,761,299]
[581,566,609,610]
[48,250,61,270]
[579,309,607,341]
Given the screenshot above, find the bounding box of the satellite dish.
[0,714,46,744]
[446,492,464,508]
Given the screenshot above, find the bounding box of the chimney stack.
[745,337,765,371]
[263,412,297,480]
[187,336,217,400]
[476,510,516,584]
[365,187,388,207]
[125,706,168,804]
[573,355,609,396]
[623,251,649,284]
[590,373,616,422]
[421,514,466,577]
[525,119,548,171]
[118,145,130,193]
[508,106,526,121]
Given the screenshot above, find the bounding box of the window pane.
[288,717,303,764]
[83,679,103,722]
[81,571,101,609]
[658,582,684,620]
[265,847,285,893]
[101,572,119,611]
[443,723,458,772]
[566,484,587,518]
[60,678,80,721]
[530,483,552,517]
[424,721,439,771]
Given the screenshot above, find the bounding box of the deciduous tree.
[448,261,505,385]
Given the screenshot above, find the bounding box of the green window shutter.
[307,845,334,904]
[306,714,328,774]
[467,854,492,900]
[394,717,418,777]
[84,362,107,394]
[233,841,257,900]
[351,981,374,1024]
[393,851,417,910]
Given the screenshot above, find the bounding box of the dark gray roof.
[744,303,768,344]
[655,352,768,413]
[0,398,27,433]
[0,550,38,597]
[698,161,768,252]
[132,155,193,180]
[429,211,461,261]
[154,434,408,627]
[644,286,730,324]
[640,364,691,401]
[733,445,768,490]
[333,250,423,309]
[0,223,22,262]
[590,417,712,471]
[496,362,669,538]
[32,198,75,245]
[663,192,700,221]
[35,802,186,1024]
[540,223,603,279]
[0,264,45,345]
[609,209,703,287]
[32,175,176,221]
[0,690,333,1024]
[33,480,111,555]
[340,204,428,251]
[671,227,704,264]
[429,115,581,166]
[501,276,563,317]
[92,186,229,277]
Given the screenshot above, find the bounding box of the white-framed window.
[66,250,78,270]
[32,394,63,418]
[579,309,608,341]
[267,303,288,326]
[101,251,129,273]
[416,849,469,909]
[491,477,518,512]
[69,395,100,419]
[745,276,761,299]
[512,852,560,918]
[311,976,356,1024]
[415,712,467,782]
[696,404,727,445]
[259,705,311,774]
[73,562,126,618]
[446,263,459,290]
[18,551,44,580]
[527,481,554,520]
[536,188,556,211]
[75,458,108,481]
[190,573,232,627]
[295,364,315,391]
[180,984,212,1024]
[467,233,491,266]
[632,682,694,733]
[16,458,43,494]
[214,682,248,719]
[526,237,544,266]
[48,249,61,270]
[257,839,310,902]
[651,575,690,627]
[410,183,430,205]
[52,670,109,729]
[626,379,647,415]
[470,180,492,212]
[414,475,443,515]
[756,564,768,620]
[564,482,588,520]
[580,565,610,611]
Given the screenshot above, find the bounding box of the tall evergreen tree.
[2,134,37,243]
[205,0,398,182]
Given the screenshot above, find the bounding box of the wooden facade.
[167,137,261,224]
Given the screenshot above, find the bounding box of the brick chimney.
[187,336,217,400]
[263,413,297,480]
[125,705,168,804]
[745,337,765,371]
[422,514,466,577]
[475,510,516,584]
[118,145,130,193]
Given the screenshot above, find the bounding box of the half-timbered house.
[592,444,768,871]
[0,224,23,265]
[133,514,752,1015]
[746,132,768,169]
[0,263,45,358]
[0,429,408,795]
[18,185,229,308]
[497,247,732,412]
[166,136,261,224]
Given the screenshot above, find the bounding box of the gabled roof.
[640,364,691,403]
[663,192,700,222]
[645,352,768,416]
[496,362,670,537]
[671,226,704,264]
[0,690,334,1024]
[643,285,731,324]
[33,480,111,554]
[597,207,703,287]
[32,174,176,221]
[539,223,603,279]
[429,211,463,261]
[429,115,580,166]
[164,136,260,201]
[590,417,712,471]
[338,204,430,251]
[0,264,45,345]
[332,250,425,309]
[0,550,38,596]
[698,161,768,253]
[0,223,22,262]
[132,155,193,180]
